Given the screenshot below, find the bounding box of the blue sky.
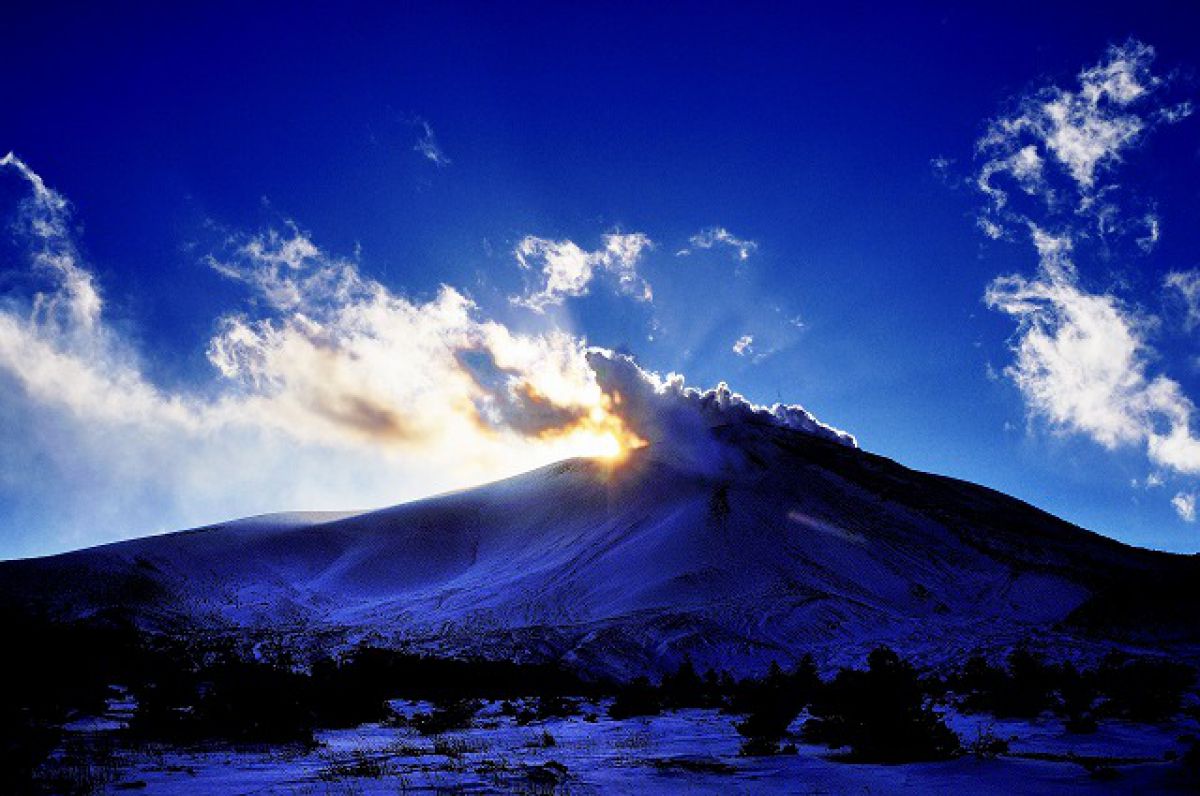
[3,2,1200,557]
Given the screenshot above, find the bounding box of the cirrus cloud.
[1164,269,1200,332]
[412,118,451,167]
[676,226,758,261]
[975,40,1189,241]
[1172,491,1196,522]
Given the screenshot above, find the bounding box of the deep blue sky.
[3,1,1200,555]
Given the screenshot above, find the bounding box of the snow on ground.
[53,698,1198,794]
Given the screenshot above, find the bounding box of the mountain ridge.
[3,419,1198,677]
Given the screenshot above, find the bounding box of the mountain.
[2,418,1197,677]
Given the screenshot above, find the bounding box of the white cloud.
[1164,270,1200,332]
[986,226,1200,476]
[1136,213,1160,252]
[511,233,653,312]
[413,119,451,167]
[0,156,646,552]
[0,156,850,555]
[975,40,1189,238]
[201,238,655,453]
[1172,491,1196,522]
[972,42,1200,518]
[929,155,955,183]
[1134,471,1165,490]
[677,227,758,261]
[0,153,102,334]
[732,334,754,356]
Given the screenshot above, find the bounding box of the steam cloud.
[588,349,856,473]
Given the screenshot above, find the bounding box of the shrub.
[660,657,705,709]
[317,749,390,780]
[739,735,792,757]
[0,712,61,792]
[950,654,1006,713]
[0,612,157,785]
[525,760,569,792]
[991,648,1056,718]
[525,730,556,749]
[608,677,661,720]
[736,703,804,756]
[802,646,960,762]
[1093,653,1193,722]
[431,736,472,758]
[411,699,482,736]
[508,694,579,725]
[1181,735,1199,781]
[948,647,1194,727]
[129,657,317,745]
[1057,661,1097,733]
[532,695,580,721]
[952,648,1068,719]
[308,646,593,728]
[733,656,820,755]
[966,724,1009,759]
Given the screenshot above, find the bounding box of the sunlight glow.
[539,390,648,461]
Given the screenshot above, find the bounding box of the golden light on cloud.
[472,326,648,462]
[0,154,853,556]
[547,391,648,461]
[493,370,647,462]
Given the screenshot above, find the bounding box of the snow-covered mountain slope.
[2,420,1197,676]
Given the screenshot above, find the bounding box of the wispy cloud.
[413,118,451,167]
[1172,491,1196,522]
[1165,270,1200,332]
[676,227,757,261]
[732,334,754,356]
[970,42,1200,509]
[510,233,653,312]
[1132,471,1165,489]
[975,40,1189,241]
[0,152,102,333]
[1136,211,1160,252]
[984,228,1200,474]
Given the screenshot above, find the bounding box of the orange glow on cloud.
[550,391,648,461]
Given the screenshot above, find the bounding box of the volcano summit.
[4,365,1196,678]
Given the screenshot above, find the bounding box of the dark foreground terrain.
[4,624,1198,793]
